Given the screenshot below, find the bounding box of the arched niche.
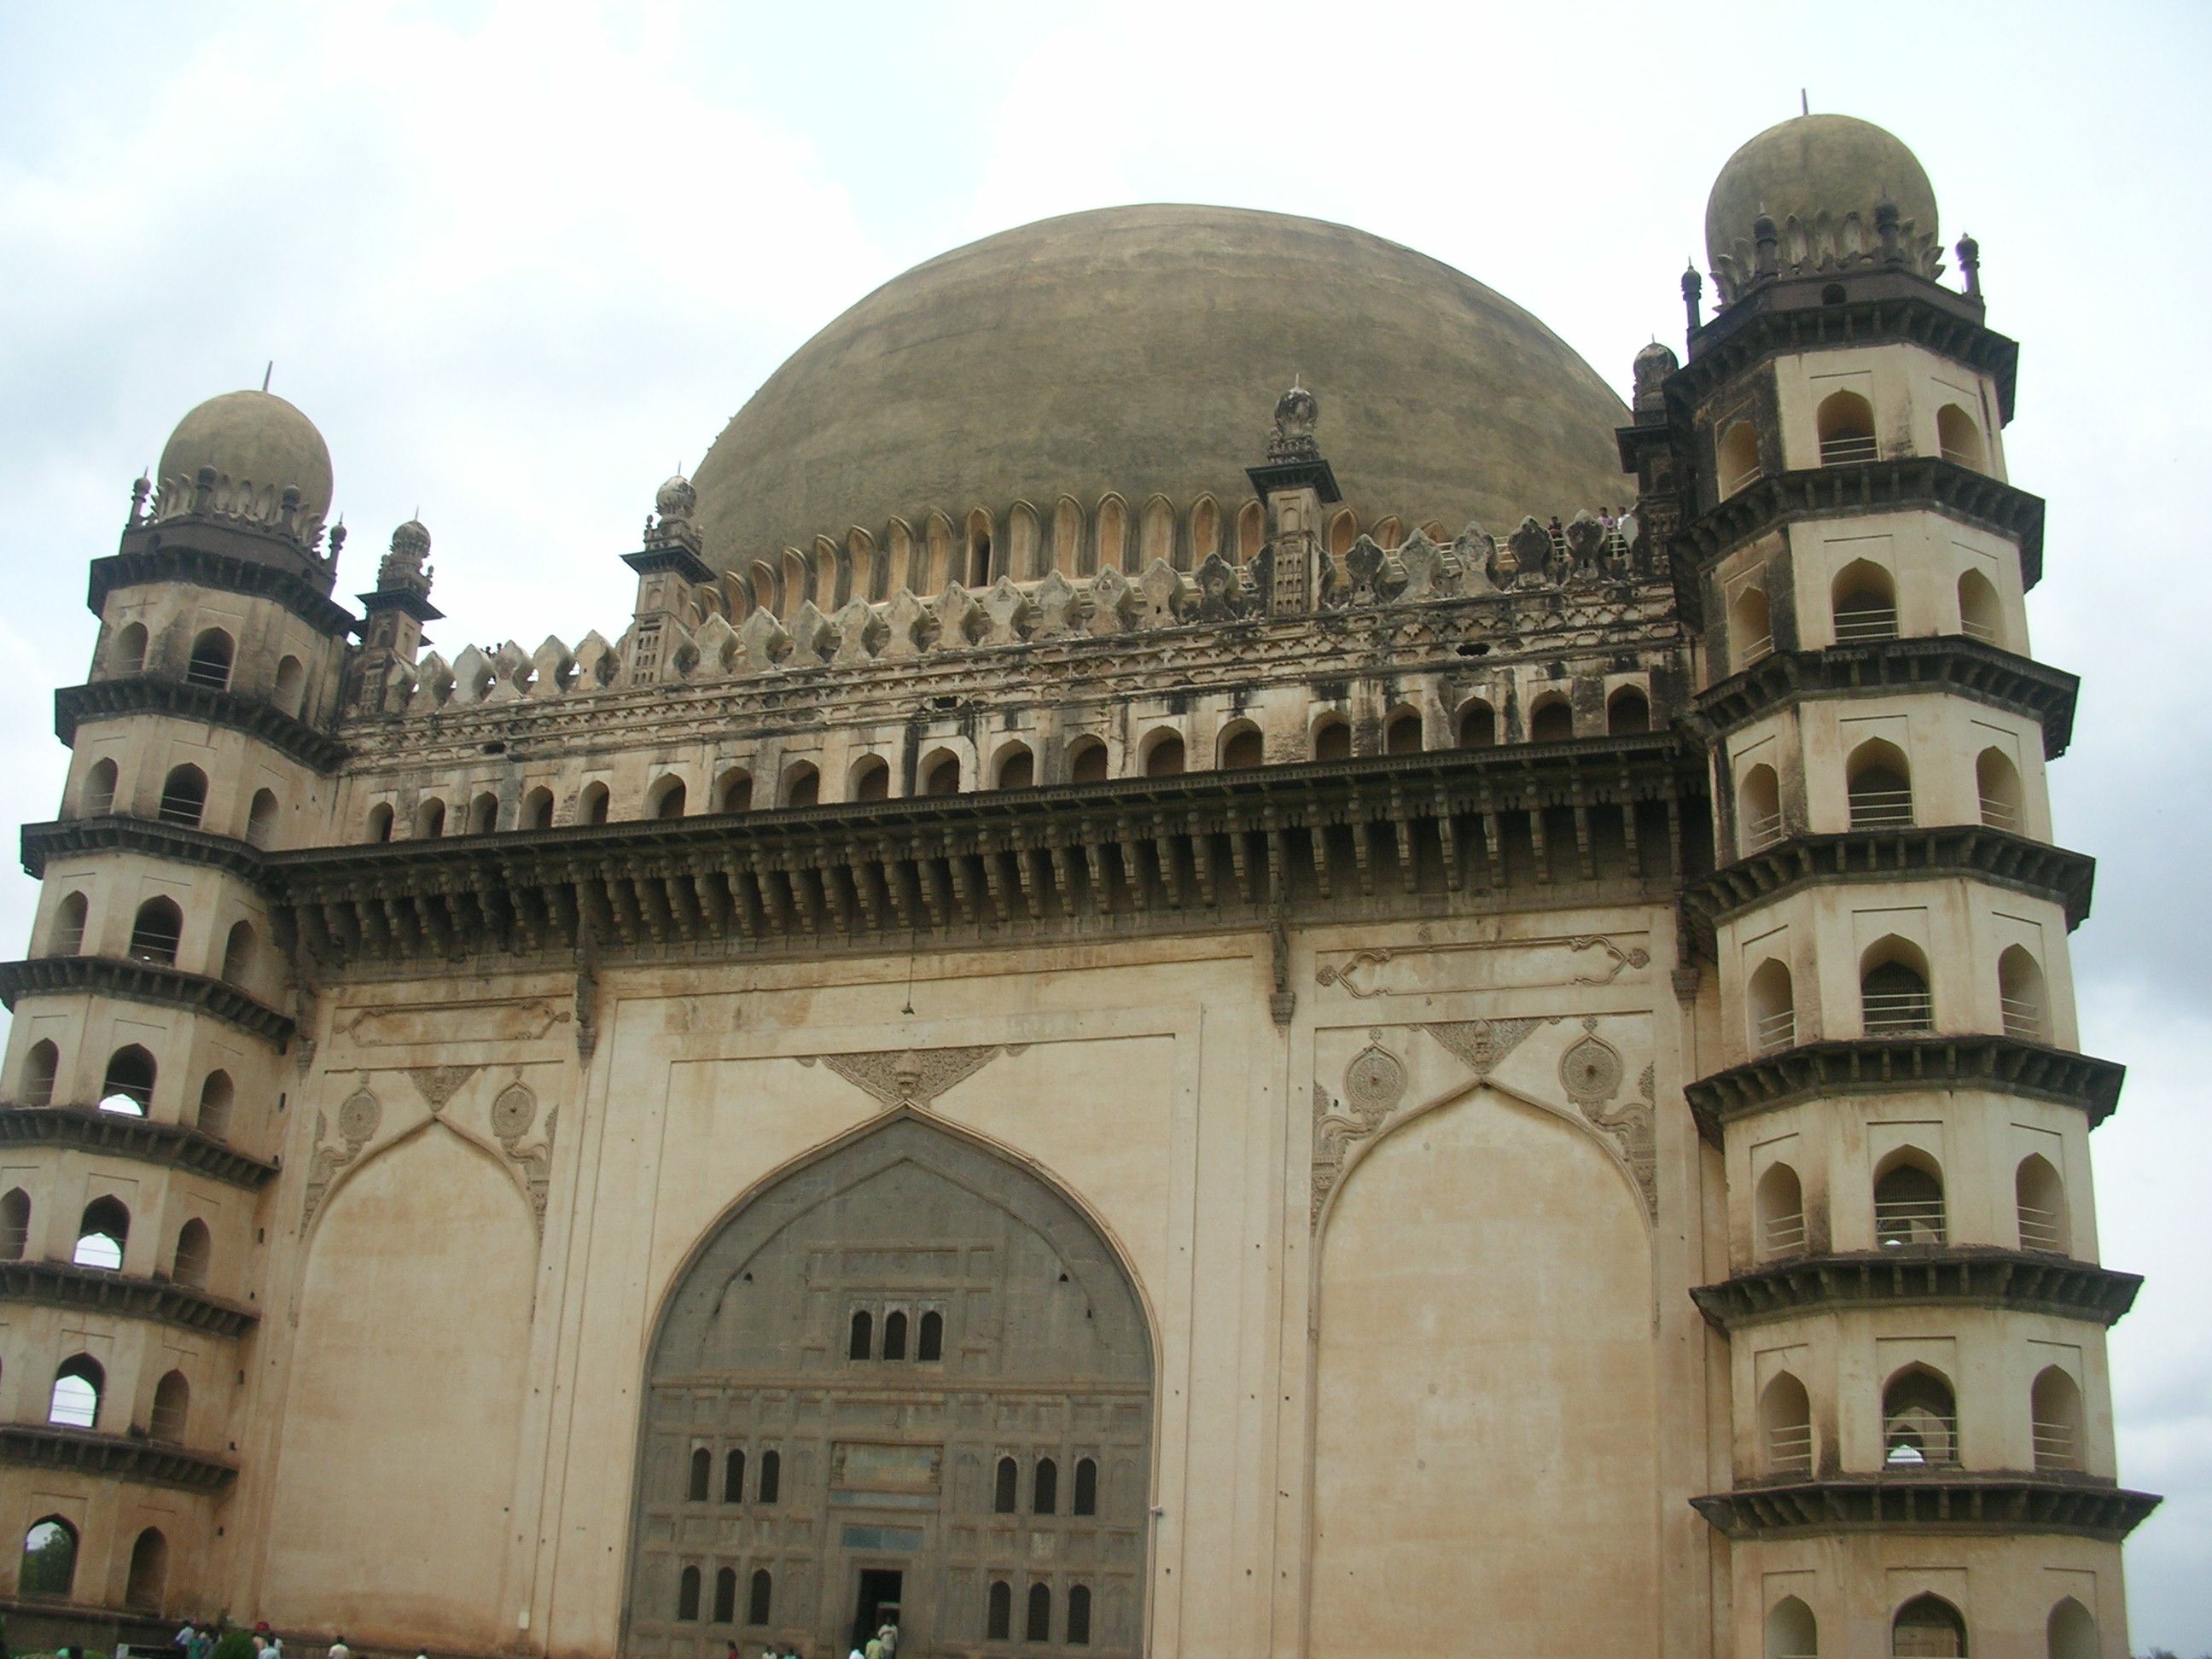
[1310,1081,1657,1655]
[626,1113,1153,1657]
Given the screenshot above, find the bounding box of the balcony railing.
[156,797,204,828]
[1978,795,2023,832]
[1761,1209,1807,1256]
[1875,1197,1947,1247]
[1767,1422,1814,1476]
[47,924,84,956]
[1847,788,1915,830]
[1939,443,1982,469]
[1960,616,2000,644]
[1883,1414,1959,1466]
[2017,1203,2065,1253]
[1862,990,1934,1035]
[2000,996,2046,1042]
[1720,462,1765,498]
[183,661,232,692]
[1743,808,1785,853]
[1753,1007,1798,1054]
[1820,433,1881,466]
[1833,604,1901,643]
[1737,632,1774,667]
[2032,1419,2081,1471]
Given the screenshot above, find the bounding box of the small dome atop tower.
[1703,114,1941,303]
[154,388,335,532]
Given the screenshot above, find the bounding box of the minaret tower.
[1626,115,2157,1656]
[0,390,352,1632]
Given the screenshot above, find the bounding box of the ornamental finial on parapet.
[1268,380,1320,463]
[379,517,434,597]
[645,471,702,556]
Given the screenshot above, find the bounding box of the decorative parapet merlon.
[0,1424,238,1494]
[0,1260,260,1339]
[20,815,266,882]
[1679,828,2095,955]
[1685,1037,2123,1144]
[0,957,294,1048]
[55,676,347,774]
[1696,637,2077,758]
[270,737,1708,966]
[1690,1249,2142,1332]
[1691,1475,2157,1543]
[0,1106,277,1190]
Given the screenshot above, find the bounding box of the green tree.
[18,1522,75,1597]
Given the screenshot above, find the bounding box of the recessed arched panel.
[1311,1084,1657,1654]
[627,1115,1152,1657]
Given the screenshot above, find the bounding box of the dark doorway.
[853,1568,902,1650]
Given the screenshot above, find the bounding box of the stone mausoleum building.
[0,112,2156,1657]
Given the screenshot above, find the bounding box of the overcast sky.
[2,1,2206,1644]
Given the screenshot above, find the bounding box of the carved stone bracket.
[799,1044,1026,1112]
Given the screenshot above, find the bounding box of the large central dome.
[692,206,1632,574]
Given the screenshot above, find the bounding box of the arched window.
[101,1045,156,1114]
[128,897,183,965]
[1068,737,1109,784]
[196,1071,234,1138]
[649,777,687,819]
[1529,696,1575,743]
[1027,1582,1052,1642]
[1732,585,1774,665]
[713,1565,736,1624]
[149,1369,189,1441]
[1606,686,1651,736]
[220,919,256,986]
[2046,1598,2097,1659]
[1766,1595,1819,1659]
[1747,958,1796,1053]
[1218,725,1263,771]
[74,1195,129,1269]
[1143,731,1185,777]
[1068,1581,1092,1646]
[521,787,555,830]
[994,1456,1018,1514]
[1875,1150,1947,1247]
[23,1040,59,1106]
[2016,1155,2068,1254]
[1936,404,1986,471]
[20,1517,78,1599]
[185,627,235,690]
[1975,748,2023,832]
[1846,740,1914,830]
[49,1353,103,1427]
[1738,764,1784,853]
[848,755,890,801]
[723,1447,745,1503]
[987,1580,1013,1640]
[415,797,447,839]
[1999,946,2047,1041]
[274,655,306,717]
[1832,560,1899,643]
[82,757,119,817]
[748,1568,772,1626]
[714,769,753,814]
[1891,1592,1967,1656]
[994,745,1035,789]
[2032,1366,2085,1471]
[1882,1368,1959,1468]
[579,781,612,824]
[111,622,148,676]
[1718,420,1762,497]
[687,1447,711,1502]
[172,1218,212,1289]
[158,765,207,828]
[125,1525,168,1610]
[757,1448,780,1504]
[1860,938,1933,1034]
[1957,569,2004,646]
[1760,1371,1814,1475]
[882,1309,909,1361]
[0,1188,27,1260]
[1385,708,1423,755]
[365,801,395,842]
[1755,1161,1806,1257]
[1073,1456,1097,1516]
[917,1309,944,1362]
[1456,700,1497,749]
[676,1564,701,1621]
[1816,390,1877,466]
[48,891,88,956]
[1033,1455,1058,1515]
[848,1309,872,1360]
[1313,714,1352,761]
[246,788,279,848]
[921,752,960,797]
[468,791,499,834]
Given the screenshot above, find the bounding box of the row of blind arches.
[1754,1150,2071,1260]
[364,689,1658,840]
[1765,1589,2098,1657]
[849,1307,942,1362]
[1732,565,2008,668]
[1755,1359,2087,1477]
[672,1563,773,1627]
[1742,939,2050,1052]
[1716,392,1989,501]
[19,1516,170,1610]
[19,1040,240,1138]
[684,1447,781,1505]
[995,1454,1099,1517]
[667,1564,1101,1645]
[0,1187,216,1284]
[1737,740,2029,856]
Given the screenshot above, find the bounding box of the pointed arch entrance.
[625,1114,1153,1658]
